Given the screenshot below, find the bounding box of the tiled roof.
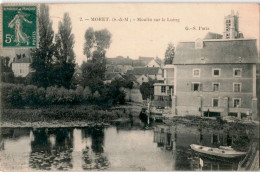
[13,56,31,63]
[204,32,223,40]
[174,39,258,64]
[127,67,160,75]
[105,72,123,80]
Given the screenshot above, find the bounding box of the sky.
[1,3,259,64]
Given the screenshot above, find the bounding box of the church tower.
[223,10,243,39]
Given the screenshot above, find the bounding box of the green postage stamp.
[2,6,37,47]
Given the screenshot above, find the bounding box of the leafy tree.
[0,56,14,83]
[0,56,12,72]
[83,28,111,59]
[81,28,112,92]
[139,80,155,100]
[30,4,55,88]
[53,12,76,89]
[164,43,175,65]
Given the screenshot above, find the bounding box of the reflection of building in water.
[190,156,238,171]
[154,125,177,150]
[153,125,247,170]
[198,128,247,147]
[154,125,248,149]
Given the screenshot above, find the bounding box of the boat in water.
[190,144,247,158]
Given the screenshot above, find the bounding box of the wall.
[136,75,149,85]
[124,88,143,103]
[164,68,174,84]
[146,60,160,68]
[12,63,31,77]
[174,64,255,117]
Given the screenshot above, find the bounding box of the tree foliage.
[83,28,112,59]
[0,56,14,83]
[30,4,55,88]
[139,80,155,100]
[81,28,112,92]
[53,12,76,89]
[164,43,175,65]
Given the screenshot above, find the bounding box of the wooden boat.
[190,144,247,158]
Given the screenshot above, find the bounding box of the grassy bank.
[1,103,142,128]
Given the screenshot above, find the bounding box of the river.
[0,121,247,171]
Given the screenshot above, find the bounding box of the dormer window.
[195,39,203,49]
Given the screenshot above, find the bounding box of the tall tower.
[223,10,242,39]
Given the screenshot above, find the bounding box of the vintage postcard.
[0,2,259,171]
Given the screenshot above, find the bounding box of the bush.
[1,82,127,108]
[23,85,44,106]
[8,84,24,108]
[83,86,91,100]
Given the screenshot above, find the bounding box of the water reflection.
[0,124,250,171]
[29,128,74,170]
[153,124,248,171]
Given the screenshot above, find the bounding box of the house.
[153,64,175,108]
[106,64,133,74]
[135,74,149,85]
[126,67,164,85]
[172,12,258,120]
[146,58,160,68]
[12,54,32,77]
[104,72,124,84]
[132,56,161,67]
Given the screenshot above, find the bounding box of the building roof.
[106,56,133,65]
[204,32,223,40]
[173,39,258,64]
[13,56,31,63]
[105,72,123,80]
[127,67,161,75]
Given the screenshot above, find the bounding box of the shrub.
[8,84,24,108]
[23,85,44,106]
[46,86,59,104]
[83,86,91,100]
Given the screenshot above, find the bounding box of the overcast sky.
[3,3,259,64]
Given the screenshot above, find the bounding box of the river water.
[0,122,246,171]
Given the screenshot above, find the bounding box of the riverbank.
[0,103,143,128]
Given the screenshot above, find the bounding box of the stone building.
[171,12,258,120]
[172,38,258,119]
[12,55,32,77]
[153,64,175,108]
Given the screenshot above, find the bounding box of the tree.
[81,28,112,92]
[139,80,155,101]
[53,12,76,89]
[0,56,14,83]
[30,4,55,88]
[83,28,111,59]
[164,43,175,65]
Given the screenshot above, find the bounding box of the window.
[233,83,241,92]
[192,83,202,91]
[193,69,200,77]
[226,34,230,39]
[161,86,166,93]
[233,98,241,108]
[158,96,164,101]
[212,98,219,107]
[233,68,242,77]
[212,68,220,77]
[213,83,219,91]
